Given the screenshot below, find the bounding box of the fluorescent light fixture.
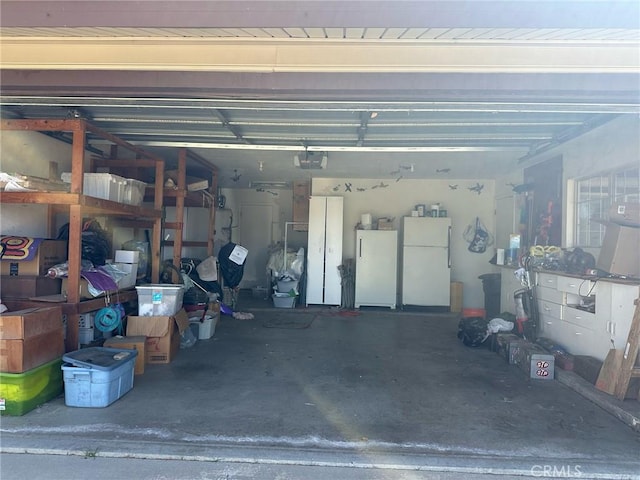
[250,180,291,189]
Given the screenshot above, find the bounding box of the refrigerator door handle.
[359,237,362,258]
[447,226,452,268]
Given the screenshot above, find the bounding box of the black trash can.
[479,273,501,320]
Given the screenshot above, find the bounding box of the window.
[575,165,639,247]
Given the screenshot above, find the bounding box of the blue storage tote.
[61,347,137,408]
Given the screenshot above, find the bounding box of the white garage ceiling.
[1,1,639,188]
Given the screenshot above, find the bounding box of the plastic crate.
[135,284,185,316]
[62,347,138,408]
[122,178,147,206]
[0,358,64,416]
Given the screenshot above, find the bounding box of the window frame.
[572,164,640,248]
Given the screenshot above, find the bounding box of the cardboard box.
[0,238,67,276]
[0,306,64,339]
[103,335,146,374]
[114,262,138,289]
[61,278,100,300]
[125,309,189,364]
[450,281,463,313]
[514,343,554,380]
[0,275,62,298]
[0,307,65,373]
[596,223,640,278]
[609,202,640,228]
[377,218,394,230]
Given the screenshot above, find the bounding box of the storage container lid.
[135,284,185,292]
[62,347,138,371]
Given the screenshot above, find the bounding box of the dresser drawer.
[539,312,562,338]
[537,272,558,289]
[563,305,596,331]
[556,276,594,296]
[535,285,564,304]
[538,299,562,320]
[562,321,597,357]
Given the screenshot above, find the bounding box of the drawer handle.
[574,316,581,319]
[575,332,582,335]
[544,306,551,311]
[569,283,576,287]
[546,321,552,325]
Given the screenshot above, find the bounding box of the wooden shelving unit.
[0,118,165,352]
[144,147,218,278]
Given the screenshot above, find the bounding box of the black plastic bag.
[218,242,245,288]
[57,219,111,266]
[457,316,489,347]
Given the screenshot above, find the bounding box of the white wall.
[217,187,298,287]
[311,177,497,308]
[1,130,79,237]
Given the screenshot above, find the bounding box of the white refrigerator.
[355,230,398,309]
[401,216,451,307]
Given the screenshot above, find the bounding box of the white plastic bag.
[487,318,514,334]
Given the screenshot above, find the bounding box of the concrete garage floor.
[2,293,640,478]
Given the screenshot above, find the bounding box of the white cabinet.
[306,196,343,306]
[535,271,639,361]
[355,230,398,309]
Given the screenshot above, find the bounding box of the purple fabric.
[81,267,118,292]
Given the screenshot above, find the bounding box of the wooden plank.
[614,298,640,400]
[596,349,624,395]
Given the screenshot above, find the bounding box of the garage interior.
[1,1,640,477]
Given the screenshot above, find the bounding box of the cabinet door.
[323,196,343,305]
[306,196,327,305]
[606,282,640,349]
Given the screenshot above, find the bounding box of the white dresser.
[535,271,638,362]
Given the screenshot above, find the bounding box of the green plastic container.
[0,358,63,415]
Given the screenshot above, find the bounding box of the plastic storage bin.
[0,358,64,416]
[272,292,296,308]
[63,172,125,202]
[122,178,147,206]
[135,284,185,316]
[276,279,298,294]
[62,347,138,408]
[190,314,218,340]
